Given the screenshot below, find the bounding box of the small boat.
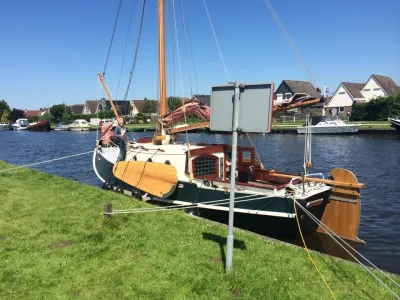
[54,124,70,131]
[0,122,11,130]
[297,117,361,134]
[27,120,51,131]
[68,119,91,131]
[388,117,400,132]
[11,118,29,131]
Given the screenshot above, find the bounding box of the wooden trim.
[189,145,224,156]
[170,122,210,133]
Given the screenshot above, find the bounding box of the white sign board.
[210,82,274,133]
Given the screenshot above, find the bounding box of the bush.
[350,93,400,121]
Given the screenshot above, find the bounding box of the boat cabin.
[186,144,294,190]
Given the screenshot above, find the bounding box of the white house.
[360,74,400,101]
[325,82,364,117]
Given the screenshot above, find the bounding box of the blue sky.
[1,0,399,109]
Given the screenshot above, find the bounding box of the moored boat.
[54,124,70,131]
[388,117,400,132]
[27,120,51,131]
[11,118,29,131]
[0,122,11,130]
[68,119,91,131]
[297,117,360,134]
[92,0,366,245]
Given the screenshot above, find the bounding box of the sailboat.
[93,0,365,244]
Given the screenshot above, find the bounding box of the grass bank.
[1,161,399,299]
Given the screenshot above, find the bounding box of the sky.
[0,0,399,110]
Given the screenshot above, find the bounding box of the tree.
[61,113,73,124]
[10,109,25,122]
[50,104,72,122]
[39,112,55,122]
[168,97,182,112]
[1,109,10,122]
[141,100,158,115]
[0,100,11,120]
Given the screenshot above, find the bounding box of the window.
[373,88,380,91]
[285,93,292,99]
[147,158,153,162]
[241,150,252,163]
[338,92,345,95]
[364,89,371,92]
[193,156,217,178]
[339,107,344,112]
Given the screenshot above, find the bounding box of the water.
[1,130,399,274]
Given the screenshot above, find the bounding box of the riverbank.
[1,161,399,299]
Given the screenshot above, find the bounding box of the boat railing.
[305,173,325,180]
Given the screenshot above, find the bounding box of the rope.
[116,0,137,101]
[0,151,93,173]
[111,194,272,215]
[246,132,264,169]
[123,0,146,101]
[202,0,230,81]
[172,0,192,179]
[295,202,400,298]
[262,0,319,89]
[179,0,193,97]
[103,0,123,76]
[291,190,336,299]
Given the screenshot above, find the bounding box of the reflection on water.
[0,130,399,274]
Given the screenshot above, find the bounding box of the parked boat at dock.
[388,117,400,132]
[68,119,91,131]
[297,117,361,134]
[92,0,366,246]
[0,122,11,130]
[11,119,29,131]
[54,124,70,131]
[28,120,51,131]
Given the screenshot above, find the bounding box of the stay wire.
[103,0,124,76]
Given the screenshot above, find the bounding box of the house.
[360,74,400,101]
[325,74,400,118]
[83,100,101,115]
[23,108,49,118]
[325,82,365,117]
[103,100,132,116]
[192,94,210,106]
[275,80,321,101]
[71,104,85,115]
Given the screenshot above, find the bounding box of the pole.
[226,80,240,273]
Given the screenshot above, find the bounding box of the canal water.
[1,130,399,274]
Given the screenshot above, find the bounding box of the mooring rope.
[294,199,400,299]
[290,190,336,299]
[0,151,93,173]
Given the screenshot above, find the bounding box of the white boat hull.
[297,125,360,134]
[69,127,90,131]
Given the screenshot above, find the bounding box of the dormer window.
[364,89,371,92]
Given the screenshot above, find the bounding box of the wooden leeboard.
[317,168,365,243]
[112,161,178,198]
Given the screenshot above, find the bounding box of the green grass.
[1,161,399,299]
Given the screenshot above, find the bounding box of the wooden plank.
[113,161,177,198]
[331,187,359,196]
[268,172,365,189]
[170,122,210,133]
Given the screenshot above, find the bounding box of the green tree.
[168,97,182,112]
[50,104,72,122]
[61,113,73,124]
[10,109,25,122]
[1,109,10,122]
[39,112,55,122]
[141,100,158,115]
[0,100,11,120]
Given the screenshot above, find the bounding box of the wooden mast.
[158,0,166,117]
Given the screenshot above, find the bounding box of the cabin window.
[364,89,371,92]
[165,160,171,165]
[339,107,344,112]
[338,92,345,95]
[147,158,153,162]
[133,156,137,161]
[193,155,218,178]
[241,150,252,163]
[373,88,380,91]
